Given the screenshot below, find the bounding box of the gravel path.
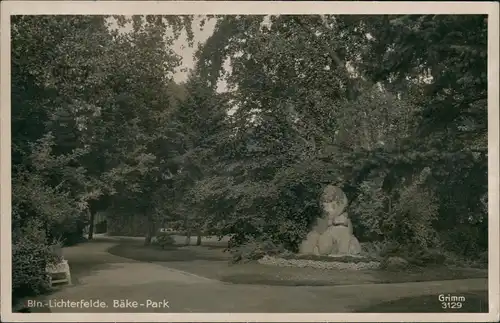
[27,235,487,313]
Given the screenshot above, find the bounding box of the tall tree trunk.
[185,228,191,246]
[183,213,191,245]
[144,211,155,246]
[144,232,152,245]
[87,208,95,240]
[196,229,202,246]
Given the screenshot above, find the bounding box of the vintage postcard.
[1,1,498,322]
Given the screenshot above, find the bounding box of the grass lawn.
[107,242,488,286]
[354,291,489,313]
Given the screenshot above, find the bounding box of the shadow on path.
[30,235,488,313]
[63,239,137,285]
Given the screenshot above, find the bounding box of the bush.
[352,168,439,250]
[155,232,175,249]
[439,225,487,260]
[380,243,447,267]
[49,238,64,263]
[478,251,488,265]
[360,241,395,258]
[95,220,107,234]
[230,238,285,263]
[48,212,88,246]
[393,182,440,249]
[417,249,447,266]
[468,251,489,269]
[191,162,329,254]
[380,256,410,271]
[12,219,58,302]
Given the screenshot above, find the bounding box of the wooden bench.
[46,259,72,287]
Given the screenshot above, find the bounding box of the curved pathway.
[34,237,487,313]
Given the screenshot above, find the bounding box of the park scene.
[11,14,488,313]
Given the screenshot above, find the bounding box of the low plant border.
[279,253,381,263]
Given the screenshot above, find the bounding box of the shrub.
[478,251,488,265]
[190,161,330,254]
[381,243,447,267]
[392,182,440,249]
[417,249,447,266]
[350,179,388,241]
[48,212,88,246]
[352,168,440,251]
[155,232,175,249]
[378,240,405,257]
[230,237,285,263]
[12,219,58,302]
[49,238,65,263]
[439,225,487,260]
[380,256,410,271]
[360,240,395,258]
[94,220,107,234]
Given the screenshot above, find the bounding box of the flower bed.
[280,253,381,263]
[258,255,381,270]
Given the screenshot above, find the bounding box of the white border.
[1,1,499,322]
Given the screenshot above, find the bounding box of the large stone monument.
[299,185,361,256]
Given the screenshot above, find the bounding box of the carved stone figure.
[299,185,361,256]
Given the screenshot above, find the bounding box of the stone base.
[300,228,362,257]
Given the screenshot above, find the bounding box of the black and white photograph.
[1,1,499,322]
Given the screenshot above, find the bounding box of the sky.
[171,17,230,93]
[109,16,406,95]
[168,16,375,92]
[108,15,219,85]
[171,16,217,84]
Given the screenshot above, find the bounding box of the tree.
[11,14,196,301]
[11,15,118,243]
[190,14,488,258]
[97,15,196,245]
[350,15,488,254]
[169,70,232,245]
[11,15,117,300]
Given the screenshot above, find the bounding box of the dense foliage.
[191,15,488,256]
[11,14,193,300]
[11,14,488,301]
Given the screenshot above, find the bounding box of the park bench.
[46,258,72,287]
